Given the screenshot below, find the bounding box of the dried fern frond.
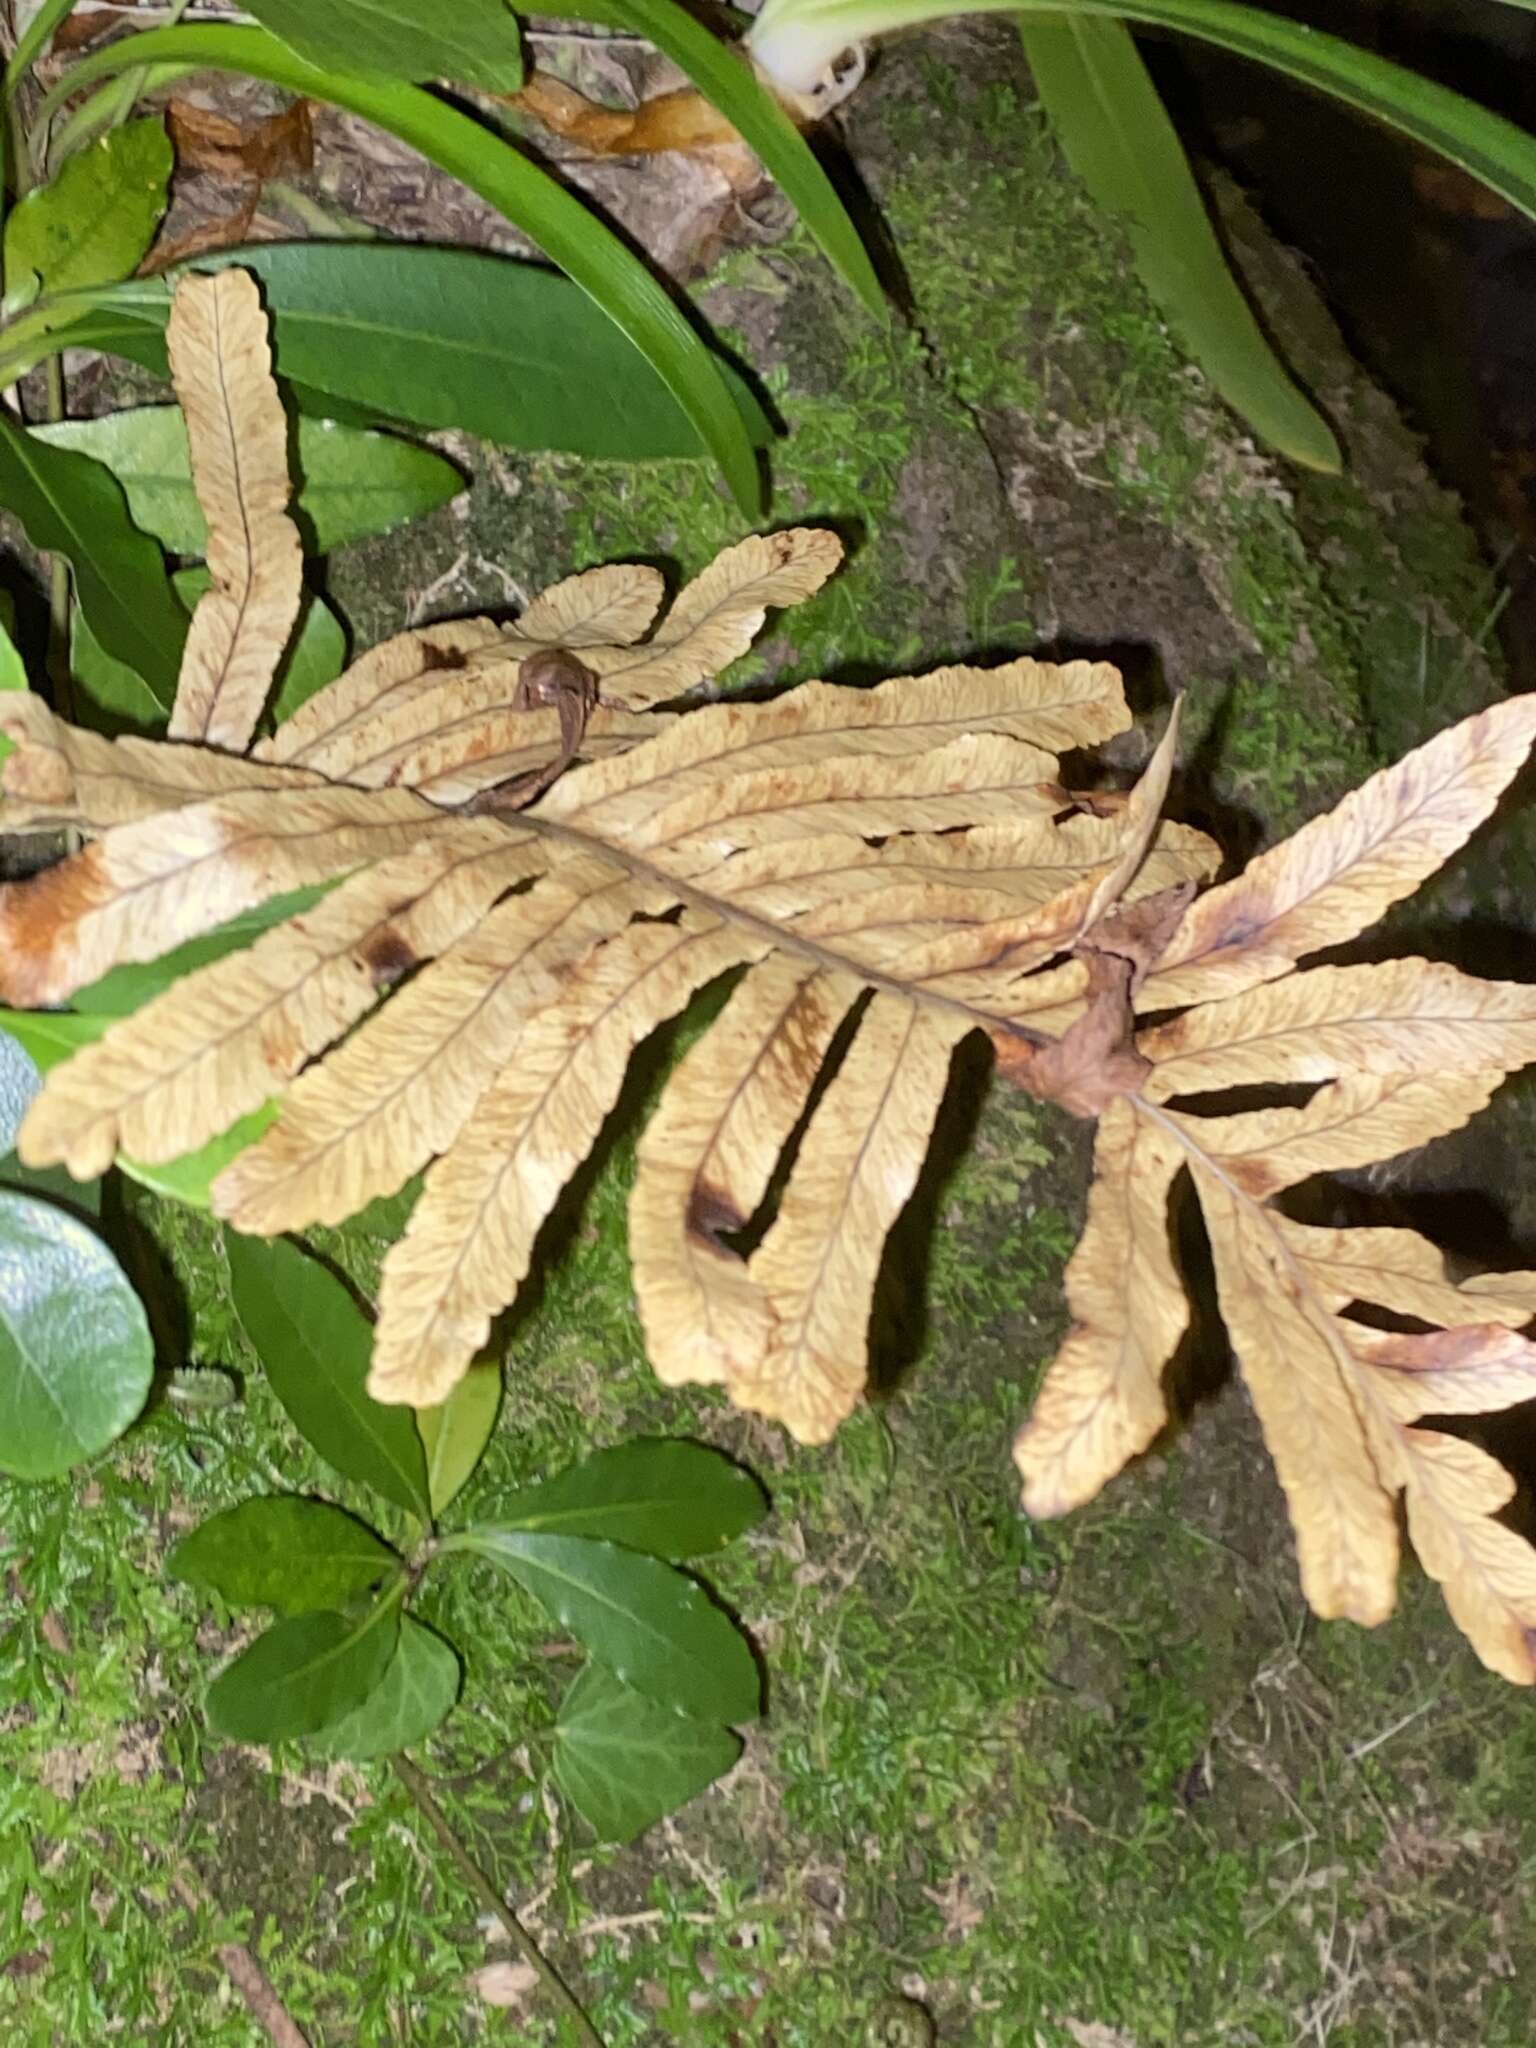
[8,271,1536,1681]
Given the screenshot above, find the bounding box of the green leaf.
[0,412,186,704]
[121,1105,278,1209]
[1031,0,1536,228]
[3,119,172,303]
[40,25,766,512]
[74,884,332,1014]
[33,406,463,556]
[169,1496,398,1613]
[72,569,345,738]
[205,1593,403,1742]
[495,1440,767,1558]
[0,1007,270,1206]
[245,0,524,90]
[554,1662,740,1843]
[309,1615,460,1758]
[4,0,83,97]
[0,1008,108,1071]
[0,1189,153,1479]
[0,1029,40,1155]
[1017,16,1338,469]
[269,589,348,724]
[0,612,26,692]
[572,0,882,314]
[416,1361,500,1521]
[224,1232,431,1518]
[69,603,165,733]
[4,244,771,461]
[452,1530,759,1722]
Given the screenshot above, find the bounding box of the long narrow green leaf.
[0,411,186,699]
[751,0,1536,226]
[1018,15,1337,468]
[38,23,764,513]
[243,0,525,90]
[1031,0,1536,225]
[0,243,769,459]
[545,0,882,313]
[3,0,78,97]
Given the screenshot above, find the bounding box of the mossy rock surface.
[6,26,1536,2048]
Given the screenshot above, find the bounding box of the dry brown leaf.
[1016,693,1536,1678]
[165,270,303,750]
[9,269,1536,1678]
[1014,1098,1187,1516]
[167,99,314,187]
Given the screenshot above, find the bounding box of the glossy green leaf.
[74,884,332,1015]
[34,406,463,556]
[416,1361,500,1520]
[309,1615,460,1758]
[573,0,881,313]
[1017,16,1337,469]
[205,1592,403,1742]
[451,1530,759,1722]
[0,1029,39,1155]
[224,1232,430,1518]
[554,1662,740,1842]
[245,0,524,90]
[3,243,770,461]
[3,119,171,304]
[0,412,186,703]
[0,1189,153,1479]
[495,1439,767,1558]
[40,25,765,511]
[169,1496,397,1613]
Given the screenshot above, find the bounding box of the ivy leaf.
[34,407,462,558]
[0,413,187,702]
[243,0,525,91]
[309,1615,460,1758]
[224,1233,430,1519]
[416,1361,500,1520]
[453,1530,760,1722]
[3,118,172,304]
[205,1594,403,1741]
[0,1190,153,1479]
[553,1662,740,1843]
[168,1496,398,1613]
[495,1439,768,1558]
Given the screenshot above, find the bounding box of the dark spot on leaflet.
[687,1180,748,1243]
[357,928,418,988]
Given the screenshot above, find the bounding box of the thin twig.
[170,1873,311,2048]
[390,1754,604,2048]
